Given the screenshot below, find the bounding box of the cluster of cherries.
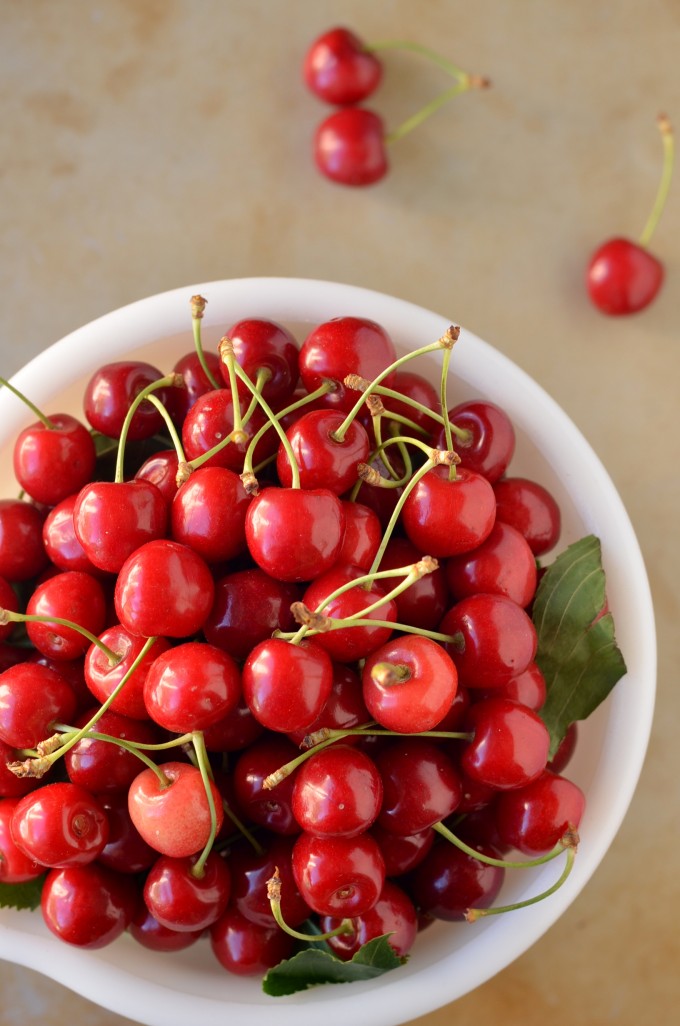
[303,26,489,187]
[0,300,585,980]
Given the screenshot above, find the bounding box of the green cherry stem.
[0,378,56,429]
[267,869,353,941]
[114,373,183,484]
[639,113,674,248]
[240,383,336,484]
[432,820,569,870]
[386,79,488,146]
[0,608,120,665]
[184,371,268,474]
[368,38,489,86]
[465,840,578,922]
[50,724,170,785]
[190,295,221,390]
[282,614,462,648]
[218,335,247,443]
[190,730,220,878]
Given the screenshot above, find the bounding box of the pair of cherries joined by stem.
[303,26,490,185]
[0,297,585,976]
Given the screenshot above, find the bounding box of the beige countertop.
[1,1,678,1024]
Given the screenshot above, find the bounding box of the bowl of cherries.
[0,277,655,1026]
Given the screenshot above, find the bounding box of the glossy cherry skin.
[586,237,664,315]
[229,834,311,928]
[377,536,451,630]
[304,27,382,105]
[461,697,550,790]
[42,494,104,575]
[0,662,77,749]
[84,627,171,720]
[13,413,97,507]
[298,316,396,412]
[170,349,222,424]
[381,369,442,435]
[547,722,579,774]
[375,739,462,835]
[474,661,547,712]
[143,641,241,733]
[181,388,271,472]
[444,520,537,608]
[97,793,158,874]
[363,634,458,734]
[276,408,370,495]
[11,781,109,867]
[220,318,300,404]
[64,708,162,794]
[41,862,137,947]
[83,360,169,440]
[143,850,231,932]
[202,696,265,753]
[114,539,215,638]
[203,568,300,662]
[171,466,250,564]
[314,107,388,186]
[0,498,49,582]
[286,661,369,747]
[436,400,516,484]
[402,465,497,558]
[440,593,538,688]
[492,476,561,556]
[301,563,398,663]
[410,838,505,921]
[245,486,345,583]
[25,570,107,661]
[334,500,382,571]
[321,880,418,960]
[127,761,224,858]
[292,830,386,917]
[0,575,19,642]
[0,798,43,882]
[74,479,169,573]
[242,638,333,734]
[231,735,301,836]
[210,906,295,975]
[129,904,204,952]
[292,744,383,837]
[134,449,181,504]
[494,769,586,854]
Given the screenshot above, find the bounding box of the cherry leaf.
[532,534,627,759]
[0,875,45,911]
[262,934,405,996]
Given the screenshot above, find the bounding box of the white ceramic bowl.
[0,278,656,1026]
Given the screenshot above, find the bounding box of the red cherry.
[298,316,397,413]
[83,360,169,440]
[362,634,458,734]
[303,27,382,105]
[129,905,204,952]
[494,769,586,855]
[437,399,516,483]
[292,744,383,837]
[170,466,250,565]
[245,486,345,583]
[334,500,382,571]
[242,638,333,734]
[84,627,171,720]
[11,781,109,867]
[402,465,497,558]
[231,735,301,836]
[0,661,76,749]
[275,408,370,495]
[25,570,107,661]
[13,413,96,507]
[73,479,169,573]
[203,568,300,663]
[461,697,550,790]
[134,449,180,504]
[40,862,137,947]
[169,349,222,424]
[586,237,664,315]
[0,575,19,642]
[377,536,450,630]
[374,739,462,835]
[143,641,241,734]
[143,850,231,932]
[321,880,418,960]
[127,761,224,858]
[229,835,311,928]
[210,906,294,975]
[181,388,271,473]
[440,593,537,688]
[220,318,300,404]
[291,830,386,917]
[410,838,505,921]
[444,520,538,608]
[314,108,388,186]
[64,707,162,795]
[492,476,561,557]
[0,499,49,582]
[0,797,43,882]
[97,793,158,874]
[301,563,398,663]
[42,494,104,575]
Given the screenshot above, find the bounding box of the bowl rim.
[0,276,657,1026]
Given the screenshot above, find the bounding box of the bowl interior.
[0,278,656,1026]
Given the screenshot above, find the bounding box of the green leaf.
[262,934,406,997]
[0,874,46,911]
[533,534,627,759]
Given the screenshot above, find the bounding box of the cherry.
[242,637,333,734]
[181,388,271,473]
[0,661,77,749]
[170,465,250,565]
[203,568,300,662]
[231,735,301,836]
[143,641,241,734]
[73,479,169,574]
[143,850,231,932]
[409,838,505,921]
[474,661,547,712]
[370,822,435,877]
[0,797,43,882]
[127,760,224,859]
[114,539,215,638]
[321,880,418,960]
[13,412,97,508]
[202,696,265,753]
[291,830,386,917]
[374,739,462,835]
[440,592,538,688]
[362,634,458,733]
[494,770,586,855]
[334,500,382,571]
[129,904,204,952]
[402,465,497,558]
[292,744,383,837]
[83,360,170,440]
[492,476,561,556]
[134,448,181,504]
[63,707,162,794]
[84,627,171,720]
[586,115,673,315]
[23,569,107,661]
[42,494,105,575]
[170,349,222,423]
[377,536,450,630]
[444,520,537,608]
[11,781,109,867]
[304,27,383,105]
[0,498,49,582]
[229,835,311,928]
[286,661,369,748]
[245,486,345,583]
[461,697,550,790]
[210,906,295,976]
[275,408,370,495]
[314,107,389,186]
[436,399,515,484]
[298,316,397,413]
[40,862,137,947]
[381,369,442,435]
[547,722,579,774]
[97,793,158,874]
[219,318,300,405]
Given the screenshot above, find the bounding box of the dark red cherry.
[210,906,294,975]
[229,835,311,928]
[40,862,137,947]
[492,476,561,556]
[0,797,43,883]
[334,501,382,571]
[303,27,382,105]
[220,318,299,404]
[0,499,49,582]
[440,593,537,688]
[203,568,300,663]
[377,536,450,630]
[321,880,418,960]
[494,769,586,855]
[64,708,162,794]
[245,486,345,583]
[129,905,204,952]
[84,627,171,720]
[461,697,550,790]
[170,349,222,423]
[437,399,515,483]
[171,466,250,565]
[231,735,301,836]
[83,360,169,440]
[242,638,333,734]
[134,449,181,504]
[143,850,231,932]
[181,388,270,473]
[409,838,505,921]
[444,520,537,608]
[374,738,462,835]
[292,744,383,837]
[292,830,386,917]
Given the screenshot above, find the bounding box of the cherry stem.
[370,661,412,686]
[190,730,219,878]
[218,337,246,441]
[267,869,353,941]
[639,113,674,248]
[387,80,485,145]
[465,841,578,922]
[368,38,488,86]
[0,377,56,429]
[432,820,569,870]
[355,381,471,443]
[332,328,459,443]
[281,614,463,647]
[439,345,457,481]
[241,382,336,481]
[0,608,120,665]
[52,724,170,784]
[190,294,220,390]
[185,368,268,473]
[263,723,378,788]
[368,457,434,578]
[144,393,188,465]
[114,373,183,484]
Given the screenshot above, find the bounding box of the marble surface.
[0,1,678,1024]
